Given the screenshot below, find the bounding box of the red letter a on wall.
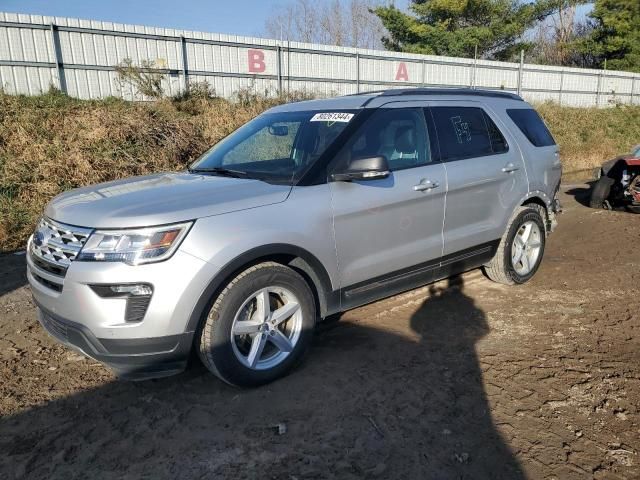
[248,49,266,73]
[395,62,409,81]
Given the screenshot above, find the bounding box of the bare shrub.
[264,0,386,49]
[115,58,166,99]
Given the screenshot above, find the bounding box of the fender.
[518,190,552,208]
[516,190,563,233]
[185,243,339,333]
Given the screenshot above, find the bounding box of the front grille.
[32,272,64,293]
[39,309,69,342]
[31,254,67,276]
[30,217,92,273]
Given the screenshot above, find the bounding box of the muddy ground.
[0,185,638,479]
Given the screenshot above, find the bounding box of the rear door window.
[506,109,556,147]
[484,112,509,154]
[430,106,508,161]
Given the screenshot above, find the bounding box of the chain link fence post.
[49,23,66,93]
[356,52,360,93]
[180,36,188,94]
[277,45,283,96]
[517,50,524,97]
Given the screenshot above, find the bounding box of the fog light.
[90,283,153,298]
[110,284,153,296]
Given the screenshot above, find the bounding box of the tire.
[484,206,546,285]
[589,175,614,209]
[626,205,640,214]
[197,262,316,387]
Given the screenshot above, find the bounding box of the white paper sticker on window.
[310,112,354,123]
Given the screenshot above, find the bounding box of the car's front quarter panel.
[28,245,217,339]
[180,183,339,294]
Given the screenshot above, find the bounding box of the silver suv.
[27,88,562,386]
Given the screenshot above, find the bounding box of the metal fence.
[1,11,639,107]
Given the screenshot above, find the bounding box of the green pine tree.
[373,0,558,60]
[587,0,640,72]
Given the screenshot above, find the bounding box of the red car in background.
[591,145,640,213]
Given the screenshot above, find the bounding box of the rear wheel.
[484,206,546,285]
[589,175,614,209]
[197,262,316,387]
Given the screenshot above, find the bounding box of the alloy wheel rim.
[230,287,302,370]
[511,221,542,276]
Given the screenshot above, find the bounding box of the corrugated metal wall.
[1,11,639,107]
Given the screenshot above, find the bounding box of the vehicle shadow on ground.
[565,181,595,208]
[1,276,524,479]
[0,254,26,297]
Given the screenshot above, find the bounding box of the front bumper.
[36,302,193,380]
[26,236,219,379]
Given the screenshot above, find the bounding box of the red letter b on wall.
[248,49,266,73]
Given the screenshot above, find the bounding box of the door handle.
[502,163,520,173]
[413,179,440,192]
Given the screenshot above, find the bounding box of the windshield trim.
[188,108,362,186]
[295,108,374,186]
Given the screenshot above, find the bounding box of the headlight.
[77,222,193,265]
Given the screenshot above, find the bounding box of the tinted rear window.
[507,109,556,147]
[430,106,508,161]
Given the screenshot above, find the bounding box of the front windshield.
[633,144,640,157]
[190,110,358,183]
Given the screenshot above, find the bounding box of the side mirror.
[269,124,289,136]
[330,155,390,182]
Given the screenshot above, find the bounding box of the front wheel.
[484,206,546,285]
[197,262,316,387]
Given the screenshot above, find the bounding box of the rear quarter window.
[507,109,556,147]
[430,106,508,161]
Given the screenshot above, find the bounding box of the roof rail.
[377,87,523,101]
[342,89,387,97]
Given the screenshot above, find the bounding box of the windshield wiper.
[188,167,248,178]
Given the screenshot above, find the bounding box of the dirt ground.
[0,185,638,479]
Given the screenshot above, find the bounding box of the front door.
[328,106,446,308]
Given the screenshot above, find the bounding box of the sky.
[0,0,592,42]
[0,0,411,37]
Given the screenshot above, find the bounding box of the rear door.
[328,105,446,307]
[427,101,528,257]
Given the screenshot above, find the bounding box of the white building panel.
[360,57,422,84]
[562,72,599,93]
[287,51,356,80]
[1,12,639,107]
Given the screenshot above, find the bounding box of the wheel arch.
[517,192,554,232]
[521,195,548,213]
[186,244,338,334]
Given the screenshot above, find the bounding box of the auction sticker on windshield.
[310,112,354,122]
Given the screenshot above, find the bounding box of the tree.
[264,0,387,49]
[529,1,594,68]
[373,0,559,60]
[586,0,640,72]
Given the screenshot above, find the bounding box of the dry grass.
[537,103,640,174]
[1,90,639,252]
[0,89,304,251]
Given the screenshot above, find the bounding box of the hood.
[45,172,292,229]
